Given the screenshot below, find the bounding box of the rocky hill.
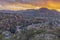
[0,8,60,40]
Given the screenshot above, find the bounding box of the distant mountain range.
[0,8,60,19]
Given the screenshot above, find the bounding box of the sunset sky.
[0,0,60,12]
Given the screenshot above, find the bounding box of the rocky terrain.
[0,8,60,40]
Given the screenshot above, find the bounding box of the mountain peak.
[38,8,50,12]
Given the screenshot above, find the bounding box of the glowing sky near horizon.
[0,0,60,12]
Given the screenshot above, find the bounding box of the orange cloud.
[46,1,60,12]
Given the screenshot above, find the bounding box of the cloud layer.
[0,0,60,11]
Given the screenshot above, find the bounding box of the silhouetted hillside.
[0,8,60,19]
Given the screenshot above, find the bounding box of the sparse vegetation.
[0,8,60,40]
